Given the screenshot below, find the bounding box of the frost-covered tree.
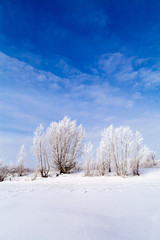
[132,131,143,176]
[150,150,157,167]
[97,125,114,175]
[98,125,134,176]
[32,124,50,177]
[47,116,85,174]
[105,125,119,174]
[17,144,26,176]
[140,147,157,168]
[115,126,133,176]
[96,144,109,176]
[83,143,94,176]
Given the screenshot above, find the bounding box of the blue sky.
[1,0,160,165]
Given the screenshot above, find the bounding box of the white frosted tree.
[96,143,109,176]
[105,125,119,174]
[132,131,143,176]
[150,150,157,167]
[47,116,85,174]
[115,126,133,176]
[140,147,157,168]
[98,125,134,176]
[32,124,50,177]
[97,125,114,175]
[17,144,26,176]
[83,142,93,176]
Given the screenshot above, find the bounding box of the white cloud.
[98,52,160,87]
[115,71,138,82]
[0,51,65,89]
[139,68,160,87]
[99,52,136,78]
[67,82,134,108]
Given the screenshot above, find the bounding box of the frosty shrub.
[0,160,9,182]
[47,116,85,174]
[17,144,26,176]
[140,148,157,168]
[131,131,143,176]
[83,143,94,176]
[32,124,50,177]
[6,161,32,178]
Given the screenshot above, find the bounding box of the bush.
[0,161,9,182]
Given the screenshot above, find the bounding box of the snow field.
[0,169,160,240]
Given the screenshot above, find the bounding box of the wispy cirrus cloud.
[67,83,134,108]
[139,68,160,87]
[2,48,158,95]
[98,53,137,79]
[0,51,65,89]
[98,52,160,88]
[0,51,134,108]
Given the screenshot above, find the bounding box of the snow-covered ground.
[0,168,160,240]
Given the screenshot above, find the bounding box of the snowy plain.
[0,168,160,240]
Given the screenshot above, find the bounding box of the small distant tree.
[83,143,93,176]
[141,147,157,168]
[32,124,50,177]
[96,145,108,176]
[47,116,85,174]
[7,161,15,177]
[150,151,157,167]
[17,144,26,176]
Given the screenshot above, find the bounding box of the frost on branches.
[30,118,156,178]
[32,124,50,177]
[96,125,115,175]
[83,143,94,176]
[17,144,26,177]
[131,131,143,176]
[47,116,85,174]
[139,147,157,168]
[85,125,156,177]
[0,159,9,182]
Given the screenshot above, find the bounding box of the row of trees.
[32,117,157,178]
[0,116,157,181]
[84,125,157,176]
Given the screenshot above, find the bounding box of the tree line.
[0,116,157,181]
